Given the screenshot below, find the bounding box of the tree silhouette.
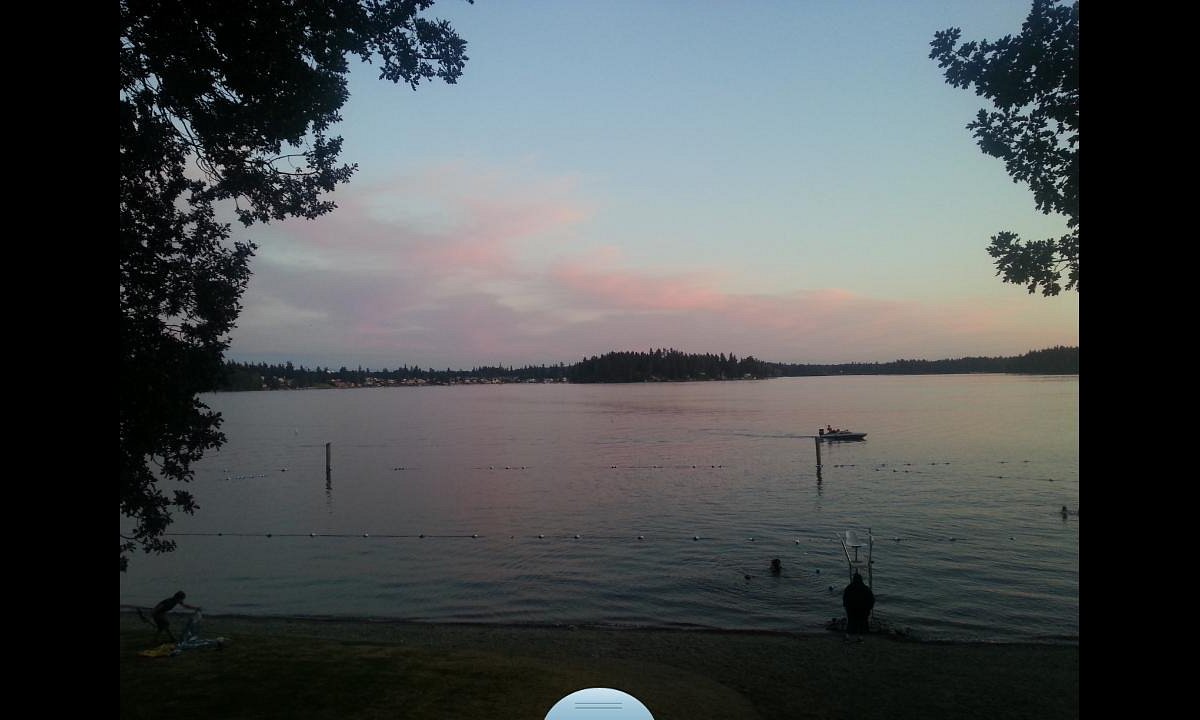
[120,0,471,571]
[930,0,1078,296]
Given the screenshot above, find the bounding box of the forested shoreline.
[218,346,1077,391]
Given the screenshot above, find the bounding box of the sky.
[225,0,1079,371]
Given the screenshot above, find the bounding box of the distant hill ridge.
[220,346,1078,390]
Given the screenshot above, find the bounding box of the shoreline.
[121,611,1078,719]
[119,607,1078,647]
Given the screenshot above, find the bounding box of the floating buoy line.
[462,464,731,471]
[161,531,982,545]
[223,450,1050,476]
[166,532,485,539]
[217,457,1065,486]
[163,531,811,542]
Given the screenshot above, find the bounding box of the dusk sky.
[226,0,1078,371]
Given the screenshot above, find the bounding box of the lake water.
[119,374,1079,643]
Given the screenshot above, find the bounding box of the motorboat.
[819,430,867,441]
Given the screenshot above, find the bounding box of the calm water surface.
[119,375,1079,643]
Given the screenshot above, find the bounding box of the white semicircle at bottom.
[545,687,654,720]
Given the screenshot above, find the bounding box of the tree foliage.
[930,0,1078,296]
[120,0,470,571]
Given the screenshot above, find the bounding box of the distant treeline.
[219,361,570,391]
[218,346,1077,390]
[571,346,1077,382]
[775,345,1079,377]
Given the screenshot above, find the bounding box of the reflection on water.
[119,375,1078,643]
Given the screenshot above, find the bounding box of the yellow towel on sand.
[138,643,177,658]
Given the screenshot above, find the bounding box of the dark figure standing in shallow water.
[842,572,875,634]
[770,558,782,576]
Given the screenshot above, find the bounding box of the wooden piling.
[325,442,331,472]
[867,527,874,589]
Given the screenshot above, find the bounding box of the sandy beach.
[120,611,1077,719]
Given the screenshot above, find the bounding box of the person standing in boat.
[842,572,875,635]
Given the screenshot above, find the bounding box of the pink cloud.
[551,262,730,312]
[228,163,1077,370]
[247,163,591,280]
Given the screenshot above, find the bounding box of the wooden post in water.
[814,436,822,469]
[867,527,874,589]
[325,442,331,473]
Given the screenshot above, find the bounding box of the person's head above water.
[174,591,186,601]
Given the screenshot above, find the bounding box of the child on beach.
[146,591,201,643]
